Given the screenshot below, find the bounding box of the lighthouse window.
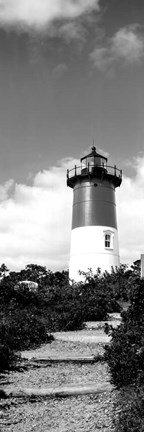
[87,157,94,167]
[105,234,111,248]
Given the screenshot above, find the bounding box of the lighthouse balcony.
[67,164,122,188]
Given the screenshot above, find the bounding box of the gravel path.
[1,392,117,431]
[53,330,110,344]
[1,320,120,431]
[21,339,105,360]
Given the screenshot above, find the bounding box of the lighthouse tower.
[67,146,122,281]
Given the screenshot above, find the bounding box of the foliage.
[0,303,53,371]
[0,335,19,372]
[113,386,144,431]
[77,269,121,321]
[0,266,82,370]
[36,282,84,331]
[104,279,144,388]
[0,262,141,372]
[103,263,140,303]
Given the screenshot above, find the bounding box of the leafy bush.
[0,307,53,371]
[7,309,52,350]
[0,345,18,372]
[0,321,20,372]
[0,268,84,371]
[103,264,140,303]
[40,283,84,331]
[77,269,121,321]
[0,262,140,372]
[113,386,144,431]
[104,279,144,388]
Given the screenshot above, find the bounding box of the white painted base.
[69,226,120,282]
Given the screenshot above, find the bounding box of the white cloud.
[111,26,144,63]
[90,25,144,72]
[0,158,79,271]
[117,154,144,265]
[59,21,86,42]
[52,63,68,78]
[0,179,14,201]
[0,0,100,31]
[90,46,112,72]
[0,154,144,272]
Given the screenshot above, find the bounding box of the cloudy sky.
[0,0,144,271]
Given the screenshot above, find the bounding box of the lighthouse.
[67,146,122,281]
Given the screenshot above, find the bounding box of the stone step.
[53,332,110,343]
[22,355,103,364]
[85,319,121,329]
[0,382,113,399]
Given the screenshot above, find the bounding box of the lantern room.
[81,146,107,173]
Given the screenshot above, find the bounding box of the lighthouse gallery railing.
[67,164,122,180]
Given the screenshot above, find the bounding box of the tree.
[0,263,9,278]
[19,264,48,282]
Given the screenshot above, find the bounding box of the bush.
[9,309,51,350]
[0,263,139,372]
[113,386,144,431]
[103,264,140,303]
[0,276,84,370]
[77,270,121,322]
[0,307,53,371]
[41,283,84,331]
[0,321,20,372]
[0,343,18,372]
[104,279,144,388]
[0,345,18,372]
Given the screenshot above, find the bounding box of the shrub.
[113,386,144,431]
[42,283,84,331]
[104,279,144,388]
[0,321,20,371]
[103,264,140,303]
[77,270,121,322]
[0,344,18,372]
[10,309,52,349]
[1,263,138,372]
[0,306,53,371]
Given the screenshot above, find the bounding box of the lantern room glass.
[82,155,107,170]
